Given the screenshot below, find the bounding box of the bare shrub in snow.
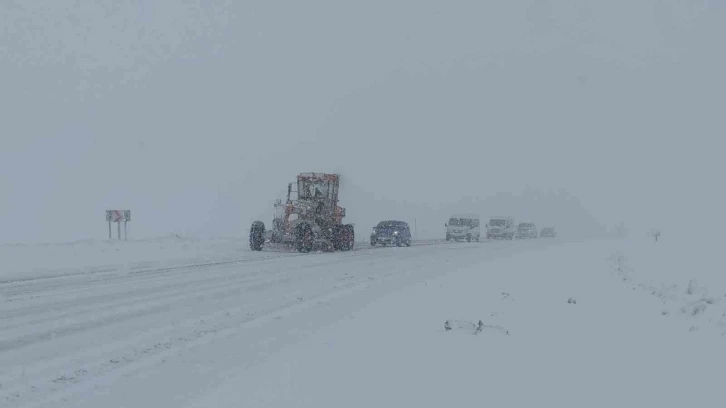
[501,292,514,301]
[685,279,708,298]
[680,302,707,316]
[650,228,661,242]
[444,319,477,332]
[475,320,510,336]
[695,303,706,315]
[567,297,577,304]
[444,319,510,335]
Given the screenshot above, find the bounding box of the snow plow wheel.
[249,221,265,251]
[343,224,354,251]
[334,224,354,251]
[295,223,314,253]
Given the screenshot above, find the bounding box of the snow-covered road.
[6,235,720,408]
[0,237,561,407]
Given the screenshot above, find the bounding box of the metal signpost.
[106,210,131,240]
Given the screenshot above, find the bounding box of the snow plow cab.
[249,173,355,253]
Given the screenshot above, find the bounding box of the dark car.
[371,220,412,247]
[515,222,538,239]
[539,227,556,238]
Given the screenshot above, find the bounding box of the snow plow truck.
[249,172,355,253]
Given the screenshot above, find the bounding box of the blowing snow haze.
[1,0,723,244]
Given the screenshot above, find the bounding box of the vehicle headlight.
[393,231,399,235]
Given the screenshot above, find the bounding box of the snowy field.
[611,234,726,337]
[1,235,723,407]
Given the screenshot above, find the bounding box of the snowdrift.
[611,234,726,336]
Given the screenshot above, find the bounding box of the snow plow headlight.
[393,231,398,235]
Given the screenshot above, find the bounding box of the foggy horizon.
[2,0,724,244]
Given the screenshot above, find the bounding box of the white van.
[486,216,515,240]
[445,214,481,242]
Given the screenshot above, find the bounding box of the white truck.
[486,216,515,240]
[445,214,481,242]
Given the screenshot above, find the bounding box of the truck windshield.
[449,218,477,227]
[298,180,329,199]
[489,219,506,227]
[378,221,405,229]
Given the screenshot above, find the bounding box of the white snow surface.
[0,236,271,283]
[1,236,723,407]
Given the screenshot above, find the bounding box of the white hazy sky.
[1,0,724,244]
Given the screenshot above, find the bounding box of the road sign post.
[106,210,131,240]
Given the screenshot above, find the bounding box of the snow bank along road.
[1,237,561,407]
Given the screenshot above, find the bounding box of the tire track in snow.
[0,246,416,346]
[1,242,468,406]
[0,238,541,406]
